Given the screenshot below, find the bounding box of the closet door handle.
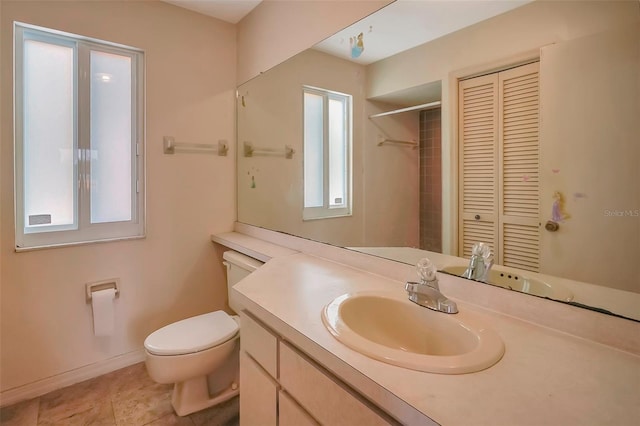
[474,214,481,220]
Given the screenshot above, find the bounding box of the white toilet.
[144,250,263,416]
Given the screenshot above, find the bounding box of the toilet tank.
[223,250,264,313]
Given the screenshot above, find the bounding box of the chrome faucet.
[405,258,458,314]
[462,242,494,282]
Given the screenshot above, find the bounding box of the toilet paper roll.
[91,288,116,336]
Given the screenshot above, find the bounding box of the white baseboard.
[0,349,146,408]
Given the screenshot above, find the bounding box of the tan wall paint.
[539,24,640,292]
[236,0,391,85]
[237,49,419,248]
[0,0,3,290]
[366,1,639,99]
[363,103,419,248]
[0,1,236,393]
[0,0,395,400]
[365,0,640,256]
[237,49,368,246]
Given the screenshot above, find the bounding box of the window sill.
[15,234,146,253]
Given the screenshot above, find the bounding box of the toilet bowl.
[144,251,263,416]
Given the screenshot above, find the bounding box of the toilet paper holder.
[86,279,120,303]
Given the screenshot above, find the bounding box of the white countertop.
[349,246,640,321]
[232,253,640,425]
[212,231,298,262]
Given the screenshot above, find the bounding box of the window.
[303,86,352,220]
[14,23,145,250]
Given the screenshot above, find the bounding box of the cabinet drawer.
[239,351,277,426]
[279,342,393,426]
[279,390,319,426]
[240,312,278,378]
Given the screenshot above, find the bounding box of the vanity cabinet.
[239,351,278,426]
[239,312,395,426]
[278,390,318,426]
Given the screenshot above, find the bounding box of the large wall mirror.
[237,0,640,321]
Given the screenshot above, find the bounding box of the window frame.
[14,23,145,251]
[302,85,352,221]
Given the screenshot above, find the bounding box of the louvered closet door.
[458,74,499,260]
[498,63,540,272]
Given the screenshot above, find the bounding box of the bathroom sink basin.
[440,266,573,301]
[321,291,504,374]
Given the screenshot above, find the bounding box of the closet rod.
[369,101,441,119]
[377,139,418,148]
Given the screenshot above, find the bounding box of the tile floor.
[0,363,239,426]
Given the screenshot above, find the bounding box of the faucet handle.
[472,242,492,258]
[438,298,458,314]
[480,257,494,283]
[416,258,437,283]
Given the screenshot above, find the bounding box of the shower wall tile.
[419,108,442,252]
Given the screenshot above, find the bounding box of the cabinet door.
[279,342,394,426]
[240,312,278,378]
[239,351,277,426]
[279,390,319,426]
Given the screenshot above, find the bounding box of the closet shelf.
[368,101,441,119]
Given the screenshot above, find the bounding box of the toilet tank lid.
[144,311,238,356]
[223,250,264,272]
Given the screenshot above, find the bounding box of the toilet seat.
[144,311,238,356]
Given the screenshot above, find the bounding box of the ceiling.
[162,1,532,65]
[162,1,532,103]
[314,0,533,65]
[162,0,262,24]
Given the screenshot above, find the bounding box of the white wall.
[236,0,391,84]
[0,0,236,399]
